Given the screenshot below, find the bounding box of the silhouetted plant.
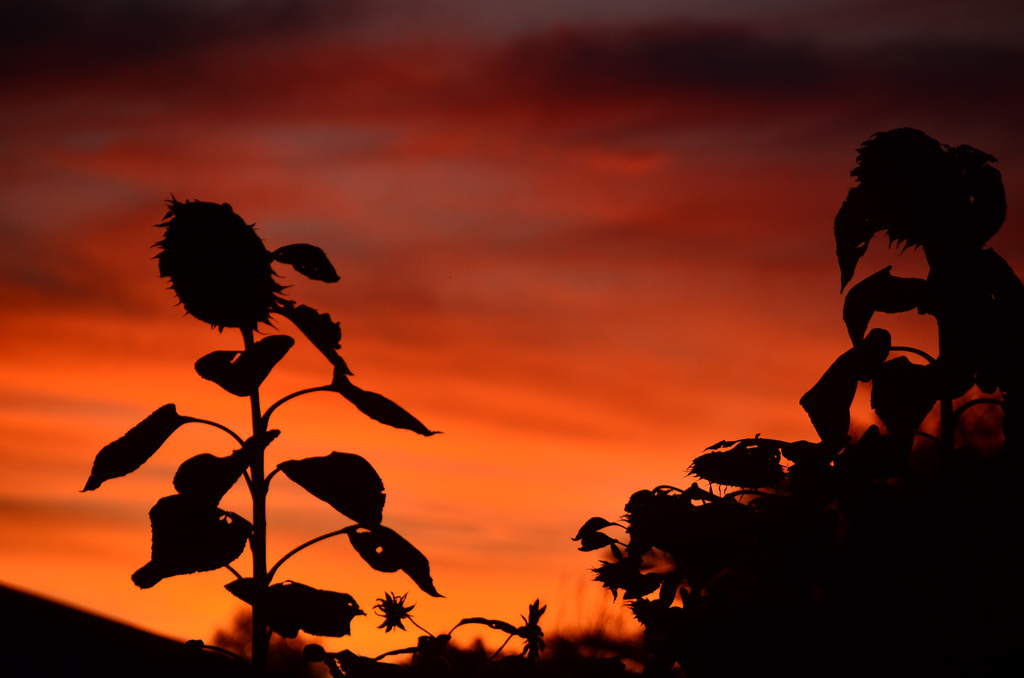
[304,596,549,677]
[577,129,1024,677]
[84,198,440,677]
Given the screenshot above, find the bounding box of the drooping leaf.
[277,452,385,526]
[800,329,890,445]
[870,357,939,433]
[842,266,928,343]
[83,404,188,491]
[226,579,363,638]
[132,495,252,588]
[173,431,279,505]
[347,525,441,597]
[688,439,783,489]
[272,244,340,283]
[274,301,352,374]
[573,517,621,552]
[574,530,620,553]
[331,370,438,436]
[173,453,248,506]
[194,335,294,397]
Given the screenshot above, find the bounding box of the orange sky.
[2,0,1024,660]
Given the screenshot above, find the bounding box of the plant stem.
[267,526,355,582]
[243,328,269,678]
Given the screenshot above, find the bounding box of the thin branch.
[889,346,937,364]
[488,635,514,661]
[182,417,245,446]
[224,564,243,580]
[262,386,334,427]
[953,398,1005,422]
[268,526,356,582]
[913,430,941,447]
[265,468,280,488]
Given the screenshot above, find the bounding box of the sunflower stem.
[243,328,270,678]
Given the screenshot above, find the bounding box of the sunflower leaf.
[277,452,385,526]
[842,266,928,344]
[274,302,353,375]
[83,405,188,491]
[132,495,252,588]
[331,370,438,436]
[272,244,340,283]
[800,329,890,445]
[194,335,295,397]
[348,525,441,597]
[226,579,363,638]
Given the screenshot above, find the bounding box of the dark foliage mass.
[578,129,1024,677]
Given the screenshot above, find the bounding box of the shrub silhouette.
[84,198,440,677]
[577,129,1024,677]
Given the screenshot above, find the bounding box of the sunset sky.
[2,0,1024,659]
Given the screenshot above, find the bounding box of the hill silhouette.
[0,582,244,678]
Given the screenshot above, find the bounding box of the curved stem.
[262,386,334,428]
[265,468,280,488]
[953,398,1005,422]
[913,430,941,447]
[224,564,243,580]
[488,635,514,661]
[409,617,434,637]
[181,417,245,446]
[889,346,937,364]
[267,526,356,582]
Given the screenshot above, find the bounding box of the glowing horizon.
[2,0,1024,660]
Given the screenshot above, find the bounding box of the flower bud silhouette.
[156,197,284,330]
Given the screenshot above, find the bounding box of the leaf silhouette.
[331,369,438,436]
[277,452,385,526]
[800,328,890,445]
[843,266,927,343]
[870,357,939,433]
[173,432,278,505]
[194,335,295,396]
[272,244,340,283]
[274,301,352,374]
[83,404,187,491]
[132,495,252,588]
[226,579,363,638]
[348,525,441,597]
[689,438,784,489]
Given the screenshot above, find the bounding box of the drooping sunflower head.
[155,198,284,331]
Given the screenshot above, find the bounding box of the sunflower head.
[373,592,415,632]
[155,198,284,330]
